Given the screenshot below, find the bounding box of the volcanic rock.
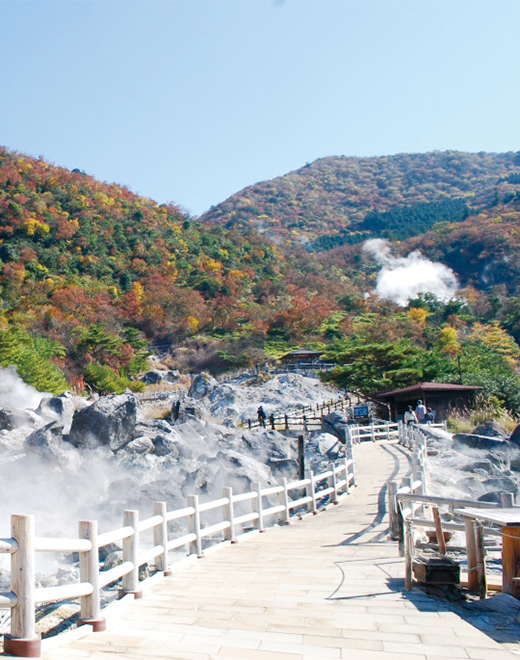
[318,433,342,459]
[0,408,17,431]
[141,370,162,384]
[483,476,518,492]
[472,420,509,439]
[68,394,137,451]
[477,491,503,504]
[36,393,76,433]
[188,373,217,400]
[24,421,65,463]
[452,433,509,451]
[124,436,154,455]
[321,411,350,442]
[152,434,180,458]
[103,550,123,570]
[509,424,520,447]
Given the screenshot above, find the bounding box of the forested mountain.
[201,151,520,247]
[3,145,520,422]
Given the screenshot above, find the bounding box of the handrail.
[0,437,358,657]
[35,537,92,553]
[98,525,134,548]
[397,493,500,509]
[0,538,18,554]
[391,420,515,596]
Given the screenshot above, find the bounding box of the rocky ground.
[424,419,520,503]
[0,368,346,590]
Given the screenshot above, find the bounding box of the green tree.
[0,327,68,394]
[322,340,425,394]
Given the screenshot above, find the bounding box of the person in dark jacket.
[257,405,266,428]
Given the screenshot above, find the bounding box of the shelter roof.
[375,382,483,399]
[280,349,324,360]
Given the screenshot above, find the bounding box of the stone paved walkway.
[40,441,519,660]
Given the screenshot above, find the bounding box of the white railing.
[346,421,399,444]
[386,421,430,550]
[391,421,514,596]
[398,420,447,449]
[0,445,356,657]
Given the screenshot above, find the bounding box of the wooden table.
[455,507,520,596]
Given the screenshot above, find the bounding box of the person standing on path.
[415,399,427,423]
[257,405,266,428]
[404,405,418,425]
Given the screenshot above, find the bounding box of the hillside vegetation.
[0,147,285,390]
[201,151,520,246]
[2,146,520,421]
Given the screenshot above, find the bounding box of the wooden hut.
[374,382,483,422]
[279,349,324,366]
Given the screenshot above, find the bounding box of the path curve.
[41,441,517,660]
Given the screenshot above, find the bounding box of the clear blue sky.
[1,1,519,216]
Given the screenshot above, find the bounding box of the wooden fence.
[0,446,356,657]
[247,396,350,431]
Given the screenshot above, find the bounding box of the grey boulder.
[188,373,217,400]
[36,393,76,433]
[68,394,137,451]
[24,421,65,463]
[509,425,520,447]
[453,433,509,451]
[152,435,180,458]
[472,420,509,439]
[124,436,154,455]
[321,411,350,441]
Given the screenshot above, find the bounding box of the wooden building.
[279,349,324,365]
[374,382,483,422]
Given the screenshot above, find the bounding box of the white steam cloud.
[363,238,459,306]
[0,366,49,410]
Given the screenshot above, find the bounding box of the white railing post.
[187,495,203,557]
[370,422,375,442]
[252,482,265,532]
[404,519,414,591]
[78,520,105,631]
[385,421,390,441]
[4,514,40,658]
[122,510,142,598]
[346,437,356,486]
[387,481,399,540]
[279,477,290,524]
[329,462,338,504]
[343,456,350,494]
[153,502,171,576]
[305,470,318,514]
[223,487,237,543]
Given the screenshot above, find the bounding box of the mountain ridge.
[200,150,520,246]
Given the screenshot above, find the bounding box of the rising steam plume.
[363,238,459,306]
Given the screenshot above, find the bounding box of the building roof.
[375,382,483,399]
[280,349,324,360]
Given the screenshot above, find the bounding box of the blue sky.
[1,1,519,216]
